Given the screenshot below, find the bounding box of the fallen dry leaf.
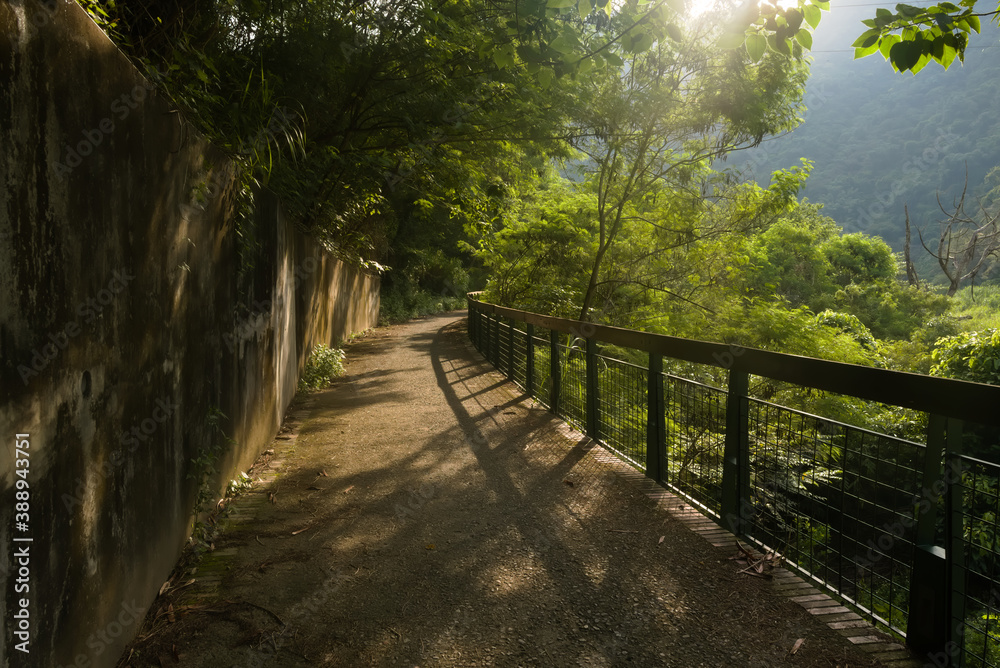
[658,536,665,546]
[425,544,436,550]
[790,638,804,655]
[563,479,575,487]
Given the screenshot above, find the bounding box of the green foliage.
[931,328,1000,384]
[847,0,995,73]
[964,610,1000,667]
[822,233,897,287]
[378,285,467,326]
[816,310,880,352]
[298,344,346,391]
[719,0,830,63]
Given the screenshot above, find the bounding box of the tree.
[564,5,810,322]
[919,181,1000,296]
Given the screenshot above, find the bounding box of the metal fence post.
[907,414,953,658]
[549,329,561,414]
[721,370,750,537]
[586,336,600,441]
[946,418,966,667]
[645,353,666,484]
[526,324,535,398]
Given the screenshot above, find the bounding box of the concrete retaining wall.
[0,2,379,666]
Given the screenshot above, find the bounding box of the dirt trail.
[119,312,896,667]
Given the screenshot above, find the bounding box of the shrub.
[299,344,346,390]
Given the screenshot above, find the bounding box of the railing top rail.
[468,295,1000,427]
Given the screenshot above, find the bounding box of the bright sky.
[688,0,799,18]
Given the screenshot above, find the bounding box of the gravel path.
[119,312,892,667]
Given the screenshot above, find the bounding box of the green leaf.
[967,13,981,32]
[794,28,813,49]
[603,50,624,66]
[578,0,592,17]
[746,32,767,61]
[810,0,830,10]
[854,42,880,59]
[766,32,791,55]
[718,30,747,50]
[538,66,554,89]
[804,4,823,28]
[852,28,881,48]
[939,40,959,68]
[550,33,576,54]
[879,33,901,59]
[547,0,576,8]
[889,38,923,71]
[784,8,803,32]
[910,51,932,73]
[493,47,515,69]
[896,4,923,18]
[632,32,655,53]
[666,23,683,42]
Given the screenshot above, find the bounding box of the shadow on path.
[117,312,887,668]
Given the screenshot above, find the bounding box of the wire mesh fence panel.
[512,326,528,389]
[664,374,727,518]
[745,400,925,638]
[481,314,492,361]
[597,355,648,469]
[497,319,513,377]
[466,301,1000,658]
[954,453,1000,668]
[559,344,587,432]
[532,331,552,409]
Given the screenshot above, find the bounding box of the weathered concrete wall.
[0,2,379,666]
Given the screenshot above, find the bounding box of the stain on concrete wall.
[0,2,379,666]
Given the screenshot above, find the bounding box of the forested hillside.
[740,4,1000,276]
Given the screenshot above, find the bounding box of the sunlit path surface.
[119,312,911,667]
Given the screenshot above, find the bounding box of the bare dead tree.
[904,205,920,287]
[918,176,1000,297]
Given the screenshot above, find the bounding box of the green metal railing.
[467,295,1000,666]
